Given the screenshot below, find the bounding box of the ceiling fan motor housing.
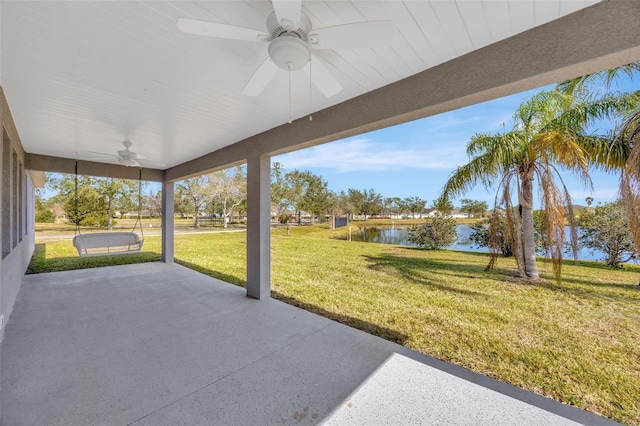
[266,12,312,70]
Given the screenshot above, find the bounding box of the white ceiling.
[1,0,601,169]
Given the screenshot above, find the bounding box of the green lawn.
[27,226,640,424]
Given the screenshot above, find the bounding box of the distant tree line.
[39,162,490,230]
[39,174,142,229]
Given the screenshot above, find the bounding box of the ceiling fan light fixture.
[119,157,138,167]
[268,36,310,71]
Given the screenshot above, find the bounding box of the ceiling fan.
[89,140,146,167]
[177,0,393,97]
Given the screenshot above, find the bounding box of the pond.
[350,224,626,263]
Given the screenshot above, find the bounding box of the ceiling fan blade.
[242,57,279,96]
[305,56,342,98]
[88,157,117,162]
[177,18,269,43]
[88,151,113,157]
[308,21,393,49]
[271,0,301,31]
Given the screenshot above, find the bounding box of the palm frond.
[579,134,629,170]
[539,168,566,282]
[551,91,638,128]
[486,172,515,271]
[530,130,588,168]
[557,62,640,96]
[438,151,504,205]
[619,110,640,284]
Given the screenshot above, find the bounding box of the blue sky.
[275,76,638,208]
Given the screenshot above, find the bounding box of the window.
[18,161,24,242]
[2,129,10,258]
[12,149,18,249]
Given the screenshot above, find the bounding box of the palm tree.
[439,90,636,280]
[559,63,640,283]
[618,111,640,282]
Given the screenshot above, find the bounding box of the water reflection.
[351,225,613,262]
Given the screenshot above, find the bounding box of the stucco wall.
[0,85,37,421]
[0,174,34,341]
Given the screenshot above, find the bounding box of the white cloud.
[276,137,468,172]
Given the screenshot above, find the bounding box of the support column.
[161,180,174,263]
[246,153,270,299]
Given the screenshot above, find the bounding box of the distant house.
[425,209,466,219]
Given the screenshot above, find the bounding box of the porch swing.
[72,161,145,257]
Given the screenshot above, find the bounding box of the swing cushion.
[73,232,144,257]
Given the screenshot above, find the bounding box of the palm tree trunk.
[520,177,539,279]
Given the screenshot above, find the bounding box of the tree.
[93,178,138,230]
[432,198,453,216]
[402,196,427,218]
[270,162,289,218]
[298,174,333,223]
[585,196,594,207]
[48,173,109,227]
[47,173,141,229]
[408,213,458,250]
[176,175,213,228]
[282,170,333,223]
[382,197,401,217]
[559,62,640,282]
[346,189,364,219]
[578,201,637,267]
[360,189,383,219]
[460,199,488,218]
[284,170,307,224]
[63,184,108,227]
[211,166,246,228]
[35,195,55,223]
[439,90,633,280]
[146,190,163,217]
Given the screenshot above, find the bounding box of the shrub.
[408,214,458,249]
[468,215,514,257]
[578,201,637,267]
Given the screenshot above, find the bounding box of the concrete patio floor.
[1,263,618,425]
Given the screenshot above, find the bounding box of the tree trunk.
[107,198,113,230]
[520,177,539,279]
[193,206,200,228]
[223,197,228,229]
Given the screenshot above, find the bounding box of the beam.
[25,153,164,182]
[246,153,270,299]
[165,0,640,182]
[161,181,174,263]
